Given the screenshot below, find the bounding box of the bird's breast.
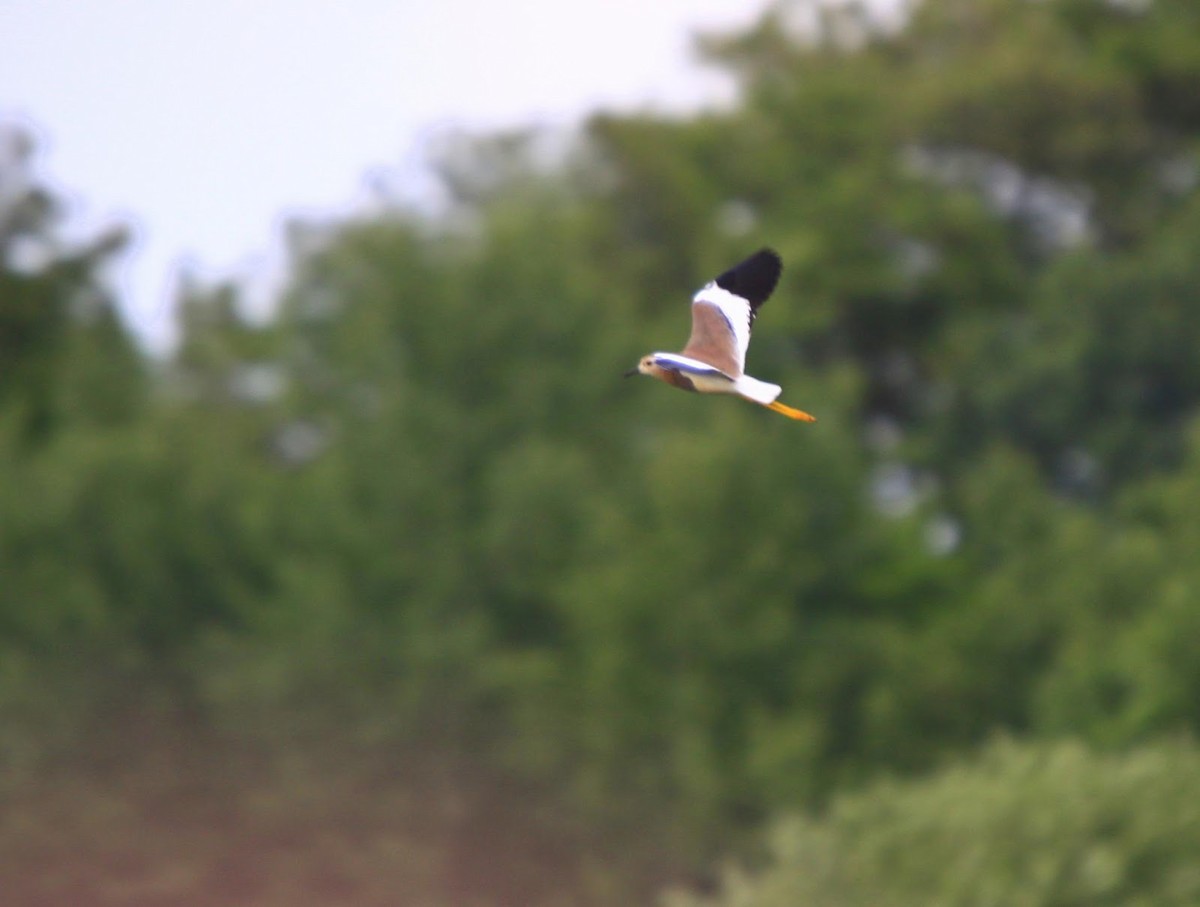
[652,366,738,395]
[660,369,697,392]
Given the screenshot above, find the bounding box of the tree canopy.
[3,1,1200,904]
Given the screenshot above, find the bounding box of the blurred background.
[3,0,1200,904]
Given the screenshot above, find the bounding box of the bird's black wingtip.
[713,248,783,307]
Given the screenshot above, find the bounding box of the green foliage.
[669,737,1200,907]
[0,127,143,443]
[5,0,1200,903]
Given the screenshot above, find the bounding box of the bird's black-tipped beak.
[623,367,639,378]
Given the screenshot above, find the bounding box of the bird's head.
[624,355,658,378]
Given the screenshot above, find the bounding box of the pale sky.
[0,0,767,350]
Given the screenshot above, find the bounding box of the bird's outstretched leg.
[765,400,817,421]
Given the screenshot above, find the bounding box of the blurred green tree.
[4,0,1200,903]
[0,124,143,443]
[671,737,1200,907]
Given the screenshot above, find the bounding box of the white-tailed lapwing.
[625,248,815,421]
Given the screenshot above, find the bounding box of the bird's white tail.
[733,374,782,404]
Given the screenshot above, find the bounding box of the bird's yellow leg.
[765,400,817,422]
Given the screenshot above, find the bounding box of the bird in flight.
[625,248,816,421]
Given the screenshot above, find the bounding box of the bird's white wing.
[652,352,732,377]
[690,283,753,374]
[680,248,782,377]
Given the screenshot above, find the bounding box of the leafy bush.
[671,738,1200,907]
